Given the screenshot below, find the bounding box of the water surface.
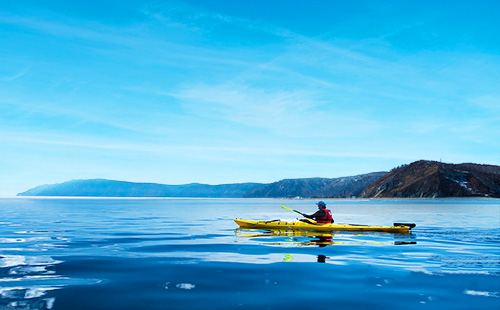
[0,198,498,309]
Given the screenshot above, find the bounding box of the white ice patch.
[0,255,61,268]
[0,286,59,299]
[24,288,48,299]
[165,282,196,290]
[446,176,474,193]
[176,283,196,290]
[464,290,500,298]
[9,265,54,275]
[46,297,56,309]
[0,238,26,243]
[411,269,493,276]
[458,181,471,190]
[0,255,26,268]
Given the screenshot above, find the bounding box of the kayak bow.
[234,219,415,233]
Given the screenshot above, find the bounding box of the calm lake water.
[0,198,499,310]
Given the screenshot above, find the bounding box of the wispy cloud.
[0,12,135,45]
[1,68,29,82]
[0,96,164,137]
[0,11,260,71]
[469,95,500,113]
[0,128,418,162]
[173,81,381,138]
[142,1,296,40]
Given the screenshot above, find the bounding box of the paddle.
[281,203,305,216]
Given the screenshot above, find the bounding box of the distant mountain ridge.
[360,160,500,198]
[243,172,386,198]
[17,161,500,198]
[17,179,264,198]
[17,172,387,198]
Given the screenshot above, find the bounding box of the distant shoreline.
[3,196,498,201]
[16,161,500,199]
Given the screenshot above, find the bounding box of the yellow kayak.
[234,219,415,234]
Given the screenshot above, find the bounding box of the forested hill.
[242,172,387,198]
[359,161,500,198]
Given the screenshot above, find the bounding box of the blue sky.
[1,0,499,195]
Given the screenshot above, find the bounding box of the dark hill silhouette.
[359,160,500,198]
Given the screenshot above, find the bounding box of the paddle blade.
[281,204,304,216]
[280,203,294,212]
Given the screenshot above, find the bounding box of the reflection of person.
[312,236,332,247]
[303,201,334,224]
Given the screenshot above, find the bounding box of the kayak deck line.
[234,219,415,234]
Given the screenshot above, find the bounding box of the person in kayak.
[302,201,334,224]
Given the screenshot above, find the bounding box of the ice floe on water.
[176,283,196,290]
[164,282,196,290]
[463,290,500,298]
[0,286,59,299]
[0,255,62,268]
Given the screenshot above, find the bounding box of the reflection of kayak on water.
[235,226,417,247]
[234,218,416,234]
[235,228,338,246]
[235,228,335,238]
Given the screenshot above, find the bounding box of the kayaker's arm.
[303,210,324,219]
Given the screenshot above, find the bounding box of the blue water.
[0,198,499,310]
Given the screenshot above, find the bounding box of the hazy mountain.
[17,173,387,198]
[359,160,500,198]
[242,172,387,198]
[17,161,500,198]
[17,179,264,198]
